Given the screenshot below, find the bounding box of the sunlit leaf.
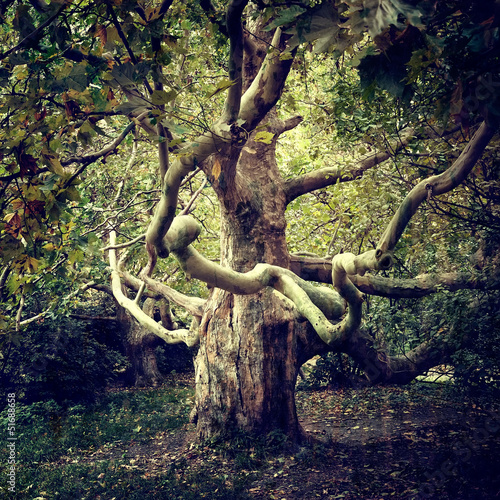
[150,89,177,105]
[254,131,275,144]
[206,79,235,98]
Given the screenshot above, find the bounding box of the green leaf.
[357,0,423,36]
[150,89,177,105]
[254,131,275,144]
[264,5,307,31]
[206,79,235,98]
[66,65,88,92]
[68,248,84,264]
[286,3,340,51]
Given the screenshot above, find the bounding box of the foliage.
[0,299,129,408]
[449,291,500,405]
[298,352,360,389]
[155,343,195,375]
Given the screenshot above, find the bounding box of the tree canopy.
[1,0,500,441]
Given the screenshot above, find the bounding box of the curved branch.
[239,28,296,131]
[377,121,497,255]
[147,215,346,347]
[343,325,453,385]
[278,115,304,134]
[140,274,206,317]
[223,0,248,123]
[61,121,137,167]
[102,233,145,251]
[284,129,415,204]
[290,254,500,297]
[331,250,394,337]
[0,3,68,61]
[350,271,500,298]
[108,231,199,346]
[145,27,296,259]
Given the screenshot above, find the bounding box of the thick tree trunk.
[195,288,304,440]
[192,114,309,442]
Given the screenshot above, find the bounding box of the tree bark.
[192,113,308,442]
[125,320,164,387]
[118,298,166,387]
[195,288,305,440]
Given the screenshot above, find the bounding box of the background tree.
[1,0,499,443]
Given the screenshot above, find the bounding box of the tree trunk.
[192,115,309,443]
[118,299,164,387]
[195,288,305,441]
[126,322,164,387]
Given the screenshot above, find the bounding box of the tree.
[1,0,499,443]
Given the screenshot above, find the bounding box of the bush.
[1,313,129,409]
[299,352,360,389]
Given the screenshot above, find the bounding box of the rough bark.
[115,298,164,387]
[195,288,305,440]
[192,112,309,442]
[124,319,164,387]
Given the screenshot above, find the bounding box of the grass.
[1,377,499,499]
[0,378,200,499]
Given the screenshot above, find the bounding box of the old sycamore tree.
[1,0,499,441]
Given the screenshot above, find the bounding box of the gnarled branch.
[108,231,199,346]
[377,121,497,256]
[284,129,415,204]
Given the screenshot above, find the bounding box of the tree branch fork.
[112,120,497,355]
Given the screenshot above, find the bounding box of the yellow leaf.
[26,256,39,272]
[106,27,120,43]
[206,79,235,98]
[212,159,221,180]
[42,150,64,176]
[254,131,275,144]
[11,199,25,211]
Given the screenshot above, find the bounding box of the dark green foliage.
[1,312,129,409]
[299,352,360,390]
[303,286,500,402]
[155,343,195,374]
[449,291,500,405]
[365,288,500,401]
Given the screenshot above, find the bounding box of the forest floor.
[7,374,500,499]
[160,383,500,499]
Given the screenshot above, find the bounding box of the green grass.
[1,384,193,462]
[9,460,251,500]
[0,382,205,499]
[2,379,498,499]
